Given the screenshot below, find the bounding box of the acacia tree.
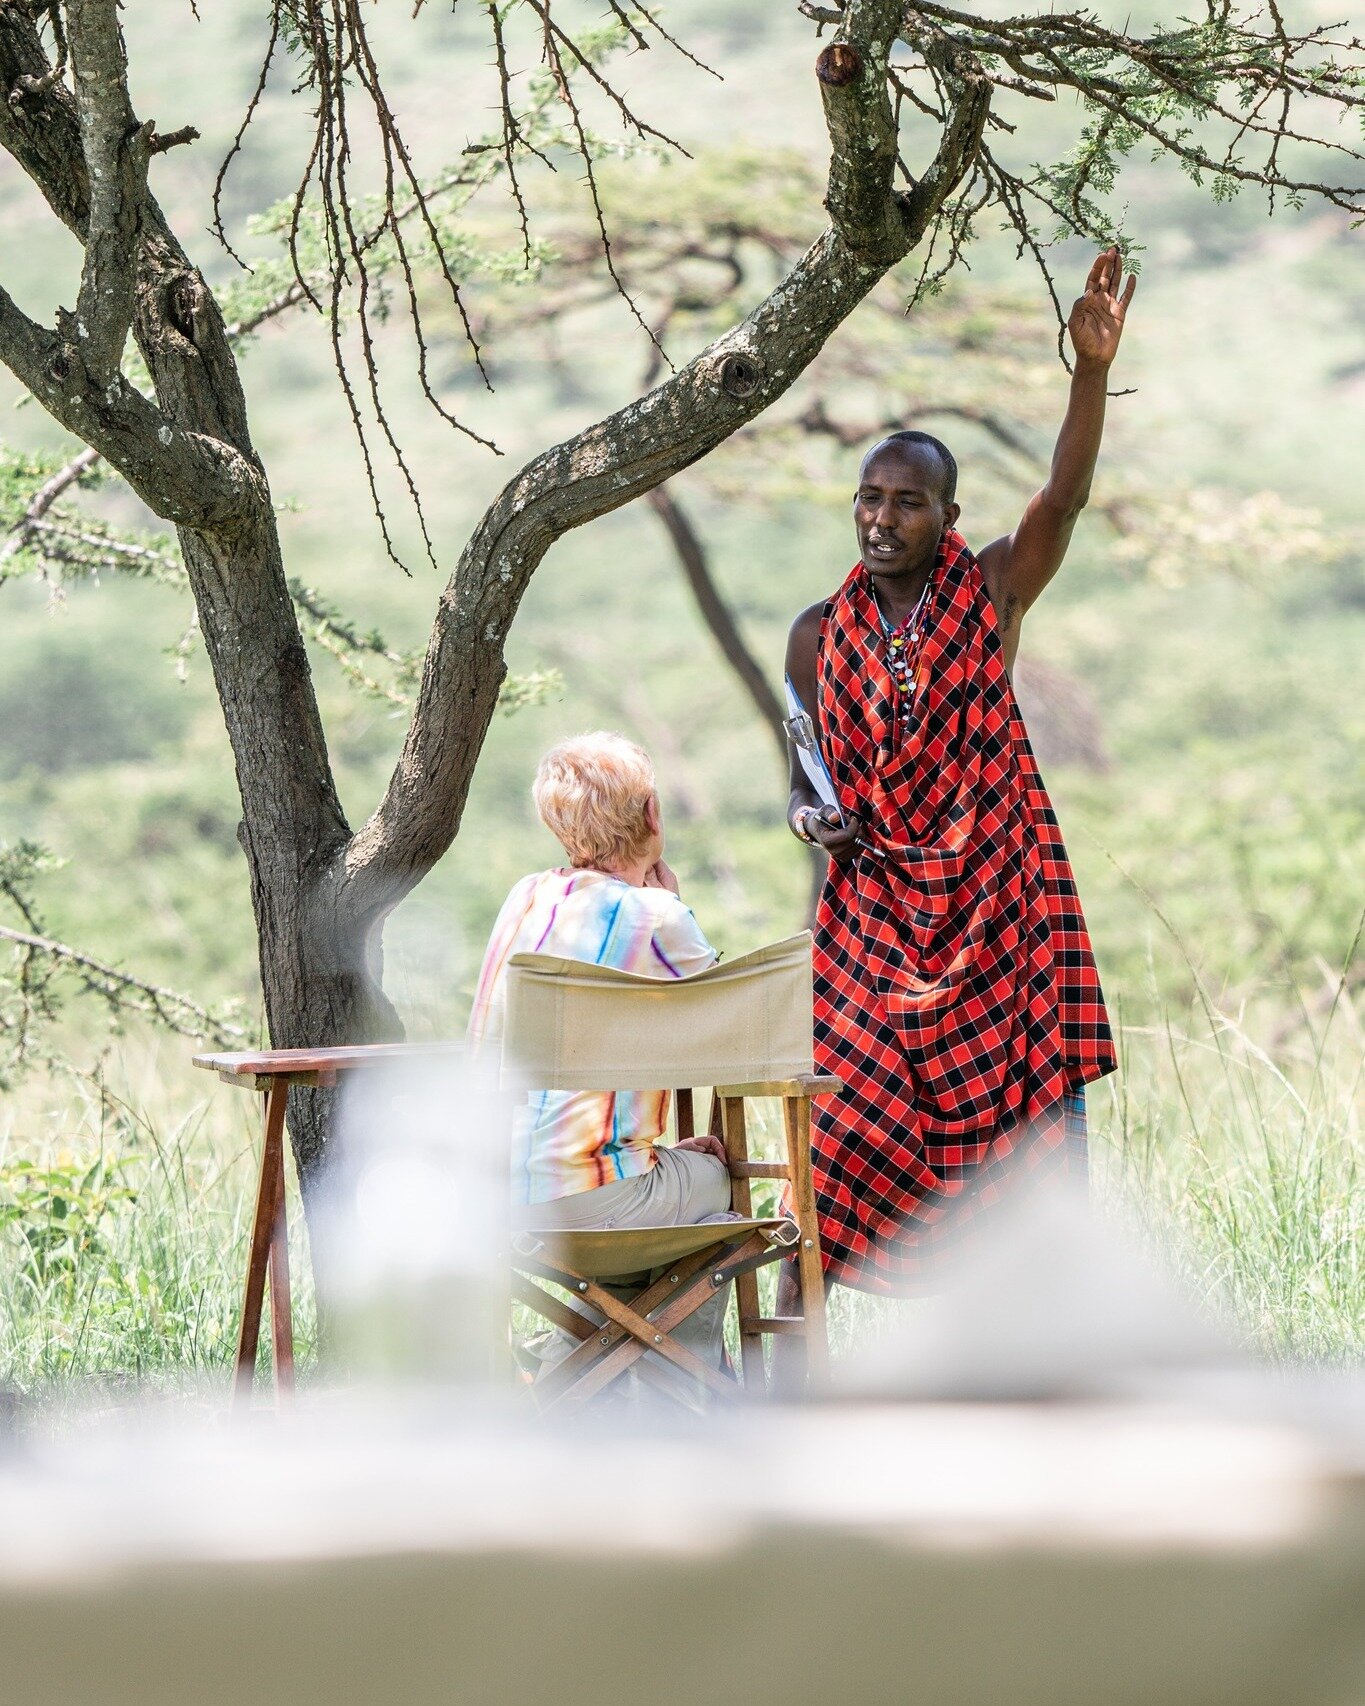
[0,0,1360,1198]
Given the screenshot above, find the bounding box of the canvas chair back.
[501,931,814,1094]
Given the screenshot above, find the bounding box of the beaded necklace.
[872,575,931,743]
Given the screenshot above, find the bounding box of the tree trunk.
[174,520,403,1185]
[0,6,387,1188]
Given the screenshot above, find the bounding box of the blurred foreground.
[4,1396,1365,1706]
[2,1173,1364,1706]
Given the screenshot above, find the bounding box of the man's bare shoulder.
[786,598,827,664]
[785,599,833,729]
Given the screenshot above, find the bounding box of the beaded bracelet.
[791,806,820,845]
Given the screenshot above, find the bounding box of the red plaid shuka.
[812,531,1116,1293]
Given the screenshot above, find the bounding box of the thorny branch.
[889,0,1365,340]
[0,843,246,1081]
[0,922,247,1055]
[0,445,100,564]
[214,1,699,570]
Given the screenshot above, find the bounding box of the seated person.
[468,730,732,1238]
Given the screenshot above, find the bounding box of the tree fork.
[344,0,991,919]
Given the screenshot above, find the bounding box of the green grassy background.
[0,4,1361,1392]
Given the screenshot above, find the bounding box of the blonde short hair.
[533,732,657,870]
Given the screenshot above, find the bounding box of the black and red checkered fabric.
[812,533,1116,1294]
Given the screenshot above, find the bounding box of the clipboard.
[783,675,844,827]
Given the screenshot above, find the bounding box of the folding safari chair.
[503,932,839,1410]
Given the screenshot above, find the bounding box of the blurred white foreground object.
[0,1394,1362,1706]
[192,1041,474,1406]
[312,1053,509,1386]
[841,1172,1239,1402]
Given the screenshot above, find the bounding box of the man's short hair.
[533,732,656,870]
[872,429,958,505]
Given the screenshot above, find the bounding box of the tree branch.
[0,282,267,526]
[0,10,269,525]
[0,922,246,1049]
[644,483,828,926]
[66,0,148,382]
[343,0,991,913]
[818,7,903,262]
[0,443,100,564]
[645,483,788,765]
[794,394,1036,462]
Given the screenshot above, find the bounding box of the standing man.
[784,248,1133,1296]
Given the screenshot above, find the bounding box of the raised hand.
[1067,246,1137,369]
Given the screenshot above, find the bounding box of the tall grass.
[1095,1005,1363,1362]
[1,990,1360,1399]
[0,1063,316,1396]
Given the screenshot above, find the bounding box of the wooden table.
[193,1044,464,1409]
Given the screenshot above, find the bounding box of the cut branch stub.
[718,352,763,399]
[817,43,864,87]
[149,123,199,155]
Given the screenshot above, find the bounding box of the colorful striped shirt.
[468,868,717,1205]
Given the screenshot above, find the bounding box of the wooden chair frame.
[513,1077,835,1409]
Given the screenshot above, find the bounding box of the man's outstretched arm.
[977,247,1136,657]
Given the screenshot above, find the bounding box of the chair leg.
[234,1082,288,1410]
[783,1095,829,1385]
[721,1096,766,1393]
[515,1269,722,1409]
[562,1276,734,1404]
[512,1270,600,1343]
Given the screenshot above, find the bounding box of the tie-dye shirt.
[469,868,717,1205]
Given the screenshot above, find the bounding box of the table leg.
[233,1083,287,1410]
[268,1131,294,1401]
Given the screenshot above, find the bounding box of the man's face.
[853,444,958,583]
